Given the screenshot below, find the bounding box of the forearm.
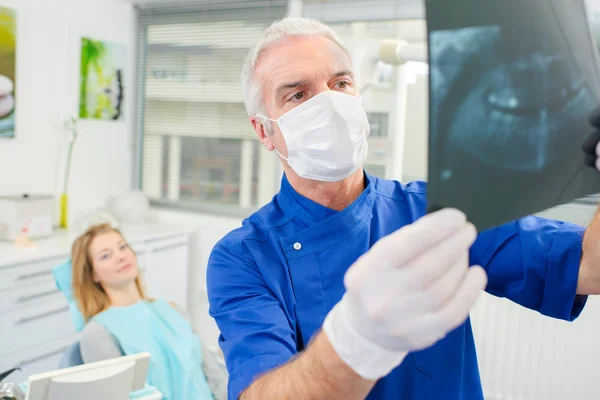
[241,331,375,400]
[578,205,600,295]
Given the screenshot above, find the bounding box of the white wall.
[0,0,136,225]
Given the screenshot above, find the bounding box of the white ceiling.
[111,0,234,4]
[111,0,174,4]
[110,0,600,19]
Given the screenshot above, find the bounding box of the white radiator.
[470,293,600,400]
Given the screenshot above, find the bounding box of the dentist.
[207,17,600,400]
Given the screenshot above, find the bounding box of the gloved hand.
[323,208,487,380]
[582,108,600,170]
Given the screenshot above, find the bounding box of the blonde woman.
[71,223,226,400]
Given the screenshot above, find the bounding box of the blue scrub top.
[207,173,587,400]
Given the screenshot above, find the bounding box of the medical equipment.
[0,194,54,241]
[58,342,84,369]
[0,382,25,400]
[25,352,159,400]
[0,368,20,382]
[379,40,427,65]
[0,368,25,400]
[105,191,152,223]
[71,209,120,239]
[323,208,486,380]
[52,258,86,332]
[346,36,428,183]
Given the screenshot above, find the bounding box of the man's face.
[252,34,357,157]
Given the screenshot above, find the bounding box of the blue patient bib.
[92,299,213,400]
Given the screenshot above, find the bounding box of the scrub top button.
[293,242,302,251]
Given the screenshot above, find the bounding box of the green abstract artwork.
[0,6,16,139]
[79,37,125,121]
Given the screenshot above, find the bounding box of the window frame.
[132,1,290,217]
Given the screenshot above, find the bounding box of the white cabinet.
[2,297,72,356]
[0,335,77,385]
[0,255,66,291]
[143,235,190,309]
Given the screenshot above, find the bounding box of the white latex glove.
[323,208,487,380]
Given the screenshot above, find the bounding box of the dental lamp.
[378,40,428,65]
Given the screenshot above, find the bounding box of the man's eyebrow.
[275,79,308,97]
[274,71,354,98]
[333,70,354,78]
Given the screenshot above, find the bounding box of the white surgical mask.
[258,90,370,182]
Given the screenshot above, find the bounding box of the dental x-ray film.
[426,0,600,230]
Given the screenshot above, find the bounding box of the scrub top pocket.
[412,323,466,377]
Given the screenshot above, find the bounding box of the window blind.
[134,1,430,216]
[302,0,424,23]
[134,1,287,215]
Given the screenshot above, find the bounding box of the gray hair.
[241,17,351,133]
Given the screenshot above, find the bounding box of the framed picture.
[79,37,126,121]
[0,6,16,139]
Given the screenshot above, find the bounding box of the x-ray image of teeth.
[426,0,600,231]
[432,26,595,172]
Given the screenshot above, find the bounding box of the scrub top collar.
[276,172,377,260]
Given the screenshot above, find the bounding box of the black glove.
[582,108,600,168]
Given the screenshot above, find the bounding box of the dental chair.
[58,342,84,369]
[52,259,87,369]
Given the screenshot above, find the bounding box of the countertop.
[0,222,197,268]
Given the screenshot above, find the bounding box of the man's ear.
[251,116,275,151]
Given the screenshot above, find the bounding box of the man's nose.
[314,85,331,96]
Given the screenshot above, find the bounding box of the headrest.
[52,258,86,332]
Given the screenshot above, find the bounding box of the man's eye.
[290,91,305,101]
[336,81,349,89]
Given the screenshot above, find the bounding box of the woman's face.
[88,231,139,289]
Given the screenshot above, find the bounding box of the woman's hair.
[71,223,148,322]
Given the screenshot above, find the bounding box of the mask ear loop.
[255,114,289,162]
[255,113,277,138]
[255,113,276,122]
[274,149,289,162]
